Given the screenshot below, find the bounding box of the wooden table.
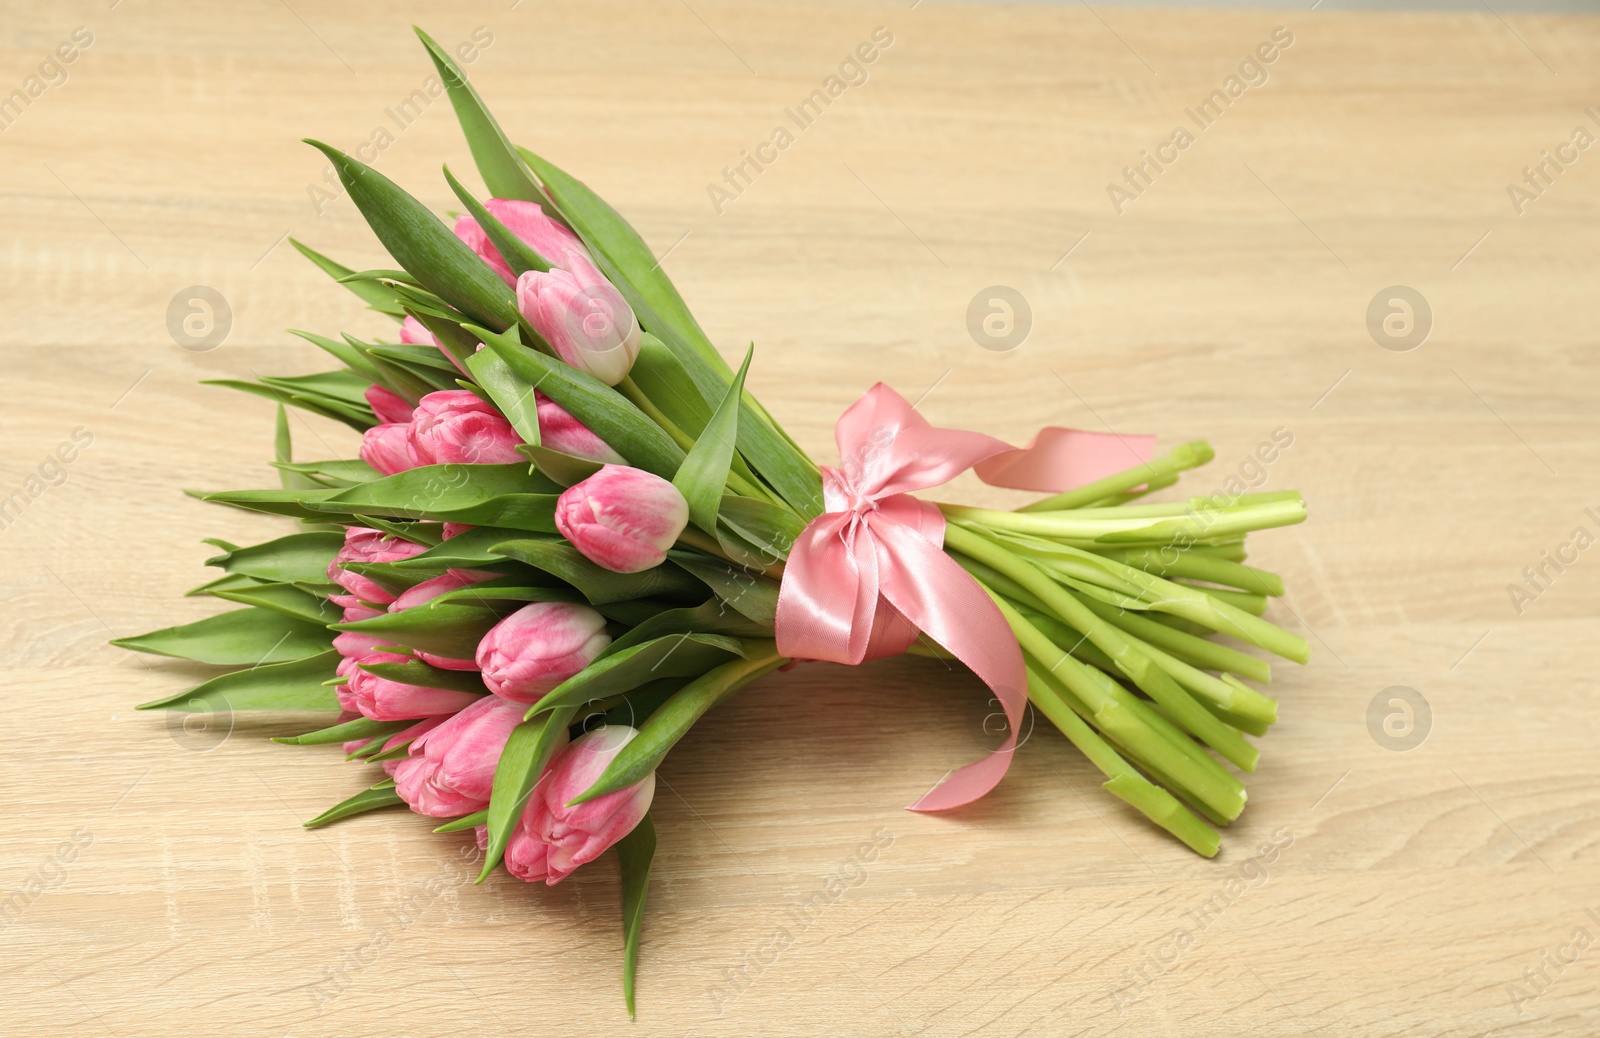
[3,1,1596,1034]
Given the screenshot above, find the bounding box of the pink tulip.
[360,422,416,476]
[442,522,475,540]
[535,392,624,464]
[453,199,589,287]
[391,695,531,817]
[364,384,414,425]
[475,602,611,704]
[339,650,484,721]
[516,253,641,386]
[407,390,524,466]
[555,464,689,573]
[480,725,654,885]
[388,568,498,671]
[327,528,428,606]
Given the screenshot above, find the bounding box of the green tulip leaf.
[665,551,780,627]
[571,650,783,804]
[304,780,405,829]
[490,538,703,605]
[531,633,747,717]
[616,811,656,1016]
[673,346,750,537]
[479,706,575,881]
[275,716,409,747]
[332,600,504,660]
[208,582,341,625]
[300,463,558,532]
[113,607,333,666]
[472,323,684,480]
[414,27,550,208]
[289,237,408,317]
[443,164,552,275]
[304,139,519,330]
[206,532,344,585]
[136,650,342,712]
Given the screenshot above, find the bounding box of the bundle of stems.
[917,441,1307,856]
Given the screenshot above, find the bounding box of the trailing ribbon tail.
[773,383,1154,811]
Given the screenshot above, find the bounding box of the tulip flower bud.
[554,464,689,573]
[364,384,414,425]
[340,650,484,721]
[407,391,525,466]
[476,602,611,704]
[535,392,624,464]
[360,422,416,476]
[482,725,654,884]
[516,255,641,386]
[453,199,589,286]
[391,695,532,817]
[328,528,428,606]
[389,569,499,671]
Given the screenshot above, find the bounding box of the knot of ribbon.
[774,383,1153,811]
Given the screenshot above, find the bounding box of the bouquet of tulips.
[119,30,1309,1011]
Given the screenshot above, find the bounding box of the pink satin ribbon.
[774,383,1154,811]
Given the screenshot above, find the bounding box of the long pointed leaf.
[304,781,404,828]
[674,346,750,536]
[303,140,518,329]
[414,27,550,207]
[113,607,333,666]
[479,706,575,880]
[616,812,656,1016]
[136,651,341,712]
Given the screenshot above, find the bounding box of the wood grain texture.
[2,1,1597,1035]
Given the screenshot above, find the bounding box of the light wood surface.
[3,1,1598,1035]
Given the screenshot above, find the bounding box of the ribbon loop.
[774,383,1153,811]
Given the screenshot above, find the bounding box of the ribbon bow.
[774,384,1153,811]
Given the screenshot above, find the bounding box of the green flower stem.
[940,496,1305,545]
[1073,592,1272,683]
[1017,440,1215,514]
[1077,472,1180,508]
[1023,665,1220,856]
[1096,548,1285,598]
[977,531,1307,664]
[978,584,1246,821]
[1179,584,1268,616]
[945,524,1260,773]
[1181,542,1249,562]
[1102,772,1222,857]
[1021,608,1276,735]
